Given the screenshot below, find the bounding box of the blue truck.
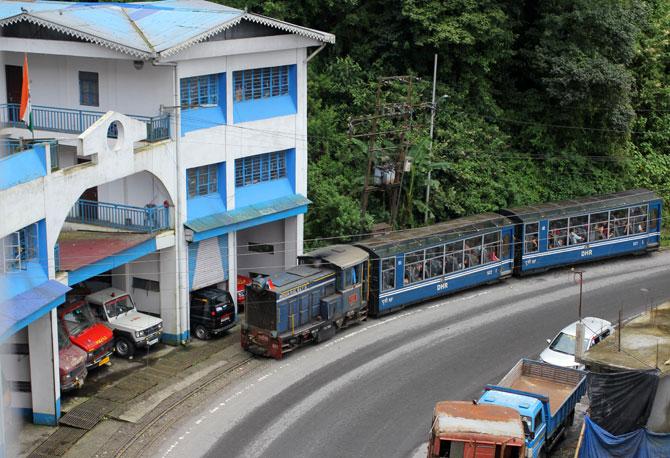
[478,359,587,458]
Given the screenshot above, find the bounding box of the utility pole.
[573,269,585,360]
[424,54,438,224]
[573,269,584,321]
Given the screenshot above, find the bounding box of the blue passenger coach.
[356,213,515,316]
[500,189,662,275]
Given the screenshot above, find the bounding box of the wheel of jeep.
[115,337,135,358]
[194,324,210,340]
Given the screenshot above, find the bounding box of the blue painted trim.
[0,293,66,343]
[0,144,47,190]
[218,235,229,282]
[235,178,293,208]
[162,330,189,344]
[286,148,296,192]
[192,204,307,242]
[188,243,197,290]
[67,238,158,286]
[33,397,59,425]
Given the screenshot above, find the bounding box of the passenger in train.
[569,229,584,245]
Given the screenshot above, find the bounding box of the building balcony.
[1,138,59,170]
[66,199,171,233]
[0,103,170,143]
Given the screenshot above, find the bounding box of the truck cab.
[57,325,88,391]
[478,390,546,456]
[86,288,163,358]
[58,300,114,369]
[427,401,525,458]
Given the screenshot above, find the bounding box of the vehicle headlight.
[158,322,163,330]
[135,330,145,338]
[63,374,72,380]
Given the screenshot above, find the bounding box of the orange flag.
[19,54,33,132]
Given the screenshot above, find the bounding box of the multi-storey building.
[0,0,332,432]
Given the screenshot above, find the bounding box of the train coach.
[355,213,515,316]
[241,245,369,359]
[241,188,662,358]
[500,188,662,275]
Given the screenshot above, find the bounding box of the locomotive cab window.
[381,257,396,291]
[524,223,539,253]
[341,263,362,289]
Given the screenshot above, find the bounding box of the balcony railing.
[0,138,59,170]
[66,199,170,233]
[0,103,170,142]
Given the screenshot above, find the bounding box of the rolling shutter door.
[189,236,229,291]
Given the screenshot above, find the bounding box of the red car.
[58,327,87,391]
[237,275,252,312]
[58,300,114,369]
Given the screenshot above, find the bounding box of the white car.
[540,317,613,369]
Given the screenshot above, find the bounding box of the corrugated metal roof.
[0,0,335,58]
[185,194,310,234]
[500,189,659,223]
[356,213,513,258]
[0,280,70,342]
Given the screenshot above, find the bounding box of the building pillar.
[159,245,186,344]
[284,216,299,269]
[228,232,237,308]
[111,263,130,291]
[27,310,59,425]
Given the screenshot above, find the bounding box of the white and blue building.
[0,0,333,443]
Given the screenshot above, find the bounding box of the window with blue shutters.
[180,74,218,108]
[187,165,218,197]
[233,66,289,102]
[235,151,286,187]
[79,71,99,107]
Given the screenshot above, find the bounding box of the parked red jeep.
[58,300,114,369]
[57,326,87,391]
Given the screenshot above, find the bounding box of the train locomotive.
[241,189,662,359]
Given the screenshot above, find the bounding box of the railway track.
[114,355,255,457]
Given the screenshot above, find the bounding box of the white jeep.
[86,287,163,358]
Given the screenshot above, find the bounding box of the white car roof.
[560,317,612,338]
[86,287,130,305]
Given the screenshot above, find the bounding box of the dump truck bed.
[508,374,575,416]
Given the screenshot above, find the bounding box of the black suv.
[190,288,237,340]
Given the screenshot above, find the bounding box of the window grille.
[3,223,38,272]
[79,71,99,107]
[180,74,218,108]
[187,165,218,197]
[235,151,287,187]
[233,66,290,102]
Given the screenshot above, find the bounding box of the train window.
[343,263,362,288]
[548,219,568,249]
[404,250,425,284]
[589,212,609,241]
[464,236,482,268]
[568,215,588,245]
[609,209,629,238]
[445,241,463,274]
[483,232,500,263]
[502,234,511,259]
[425,245,445,279]
[651,207,659,231]
[524,223,539,253]
[381,257,396,291]
[630,205,648,234]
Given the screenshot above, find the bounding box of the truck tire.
[115,337,135,358]
[194,324,211,340]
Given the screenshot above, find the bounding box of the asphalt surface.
[152,251,670,458]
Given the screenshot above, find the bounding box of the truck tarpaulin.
[588,369,659,435]
[579,416,670,458]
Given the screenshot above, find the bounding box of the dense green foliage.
[224,0,670,246]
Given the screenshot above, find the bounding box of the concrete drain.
[59,397,117,430]
[29,426,87,456]
[97,373,160,403]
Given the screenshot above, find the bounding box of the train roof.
[301,244,369,269]
[356,213,513,258]
[264,264,334,295]
[500,188,659,223]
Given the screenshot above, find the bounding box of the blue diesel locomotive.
[242,189,662,358]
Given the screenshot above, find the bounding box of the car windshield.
[549,332,589,355]
[214,294,231,305]
[104,296,135,318]
[57,326,69,349]
[63,305,95,336]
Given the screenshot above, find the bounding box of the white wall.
[97,171,172,208]
[0,329,30,411]
[236,220,285,276]
[128,253,161,315]
[2,52,173,117]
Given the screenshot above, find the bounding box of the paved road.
[152,251,670,458]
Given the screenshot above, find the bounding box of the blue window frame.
[180,75,218,108]
[3,223,38,272]
[235,151,286,187]
[187,165,218,197]
[233,66,289,102]
[79,71,99,107]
